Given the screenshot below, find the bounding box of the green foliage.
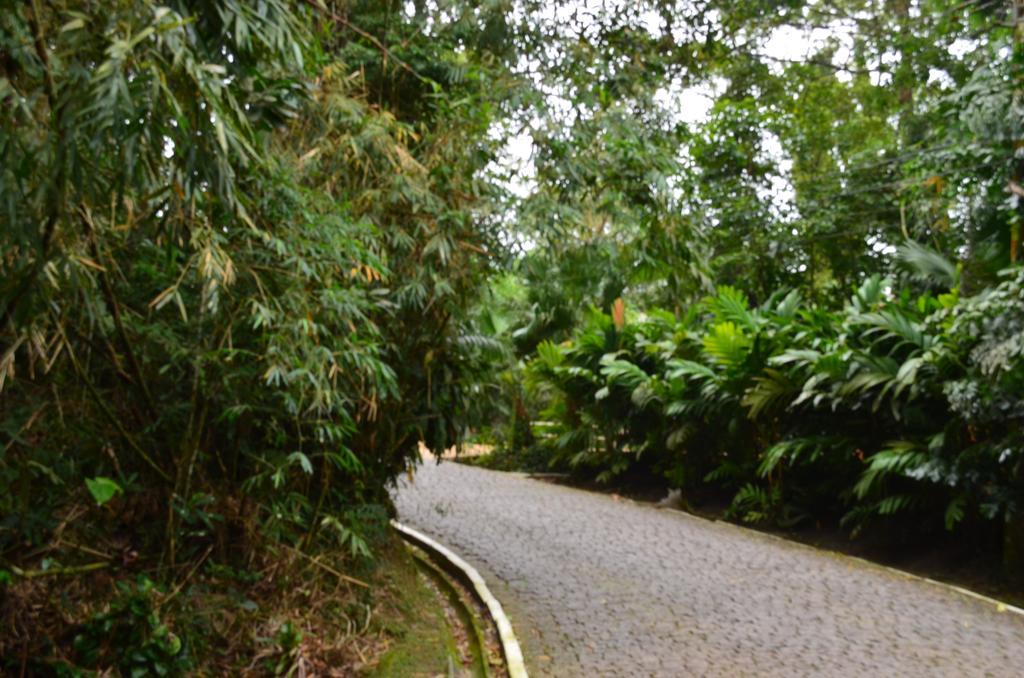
[1,0,521,665]
[84,477,122,507]
[71,577,189,676]
[268,620,304,676]
[517,265,1024,542]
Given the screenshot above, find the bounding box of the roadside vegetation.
[1,0,517,671]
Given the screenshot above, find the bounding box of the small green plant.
[84,477,123,507]
[264,620,304,676]
[72,576,189,676]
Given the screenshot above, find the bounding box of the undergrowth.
[1,527,464,675]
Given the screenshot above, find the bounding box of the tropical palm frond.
[454,332,511,358]
[849,275,888,312]
[853,440,929,499]
[758,435,850,477]
[702,321,752,367]
[742,368,797,419]
[600,355,651,390]
[707,285,758,330]
[898,240,960,289]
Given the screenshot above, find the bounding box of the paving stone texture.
[393,461,1024,677]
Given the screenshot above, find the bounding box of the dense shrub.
[519,265,1024,560]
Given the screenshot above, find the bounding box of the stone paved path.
[394,462,1024,677]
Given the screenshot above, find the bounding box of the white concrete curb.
[392,520,529,678]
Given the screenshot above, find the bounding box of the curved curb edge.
[391,519,529,678]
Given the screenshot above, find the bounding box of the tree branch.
[8,561,110,579]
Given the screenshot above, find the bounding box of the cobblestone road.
[394,461,1024,677]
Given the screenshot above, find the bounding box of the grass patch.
[368,540,467,676]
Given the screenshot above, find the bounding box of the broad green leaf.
[85,477,123,506]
